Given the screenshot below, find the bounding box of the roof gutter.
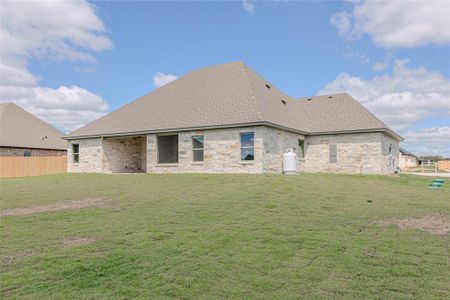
[0,145,67,151]
[63,123,402,142]
[63,122,308,140]
[307,128,404,141]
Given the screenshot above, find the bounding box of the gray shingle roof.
[0,103,67,150]
[293,93,391,134]
[67,62,402,140]
[399,147,417,157]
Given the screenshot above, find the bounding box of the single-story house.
[399,148,417,169]
[0,103,67,157]
[65,62,402,174]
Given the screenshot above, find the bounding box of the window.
[192,135,204,162]
[388,144,392,154]
[72,144,79,163]
[158,135,178,164]
[329,144,337,163]
[298,139,305,158]
[240,132,254,160]
[23,150,32,157]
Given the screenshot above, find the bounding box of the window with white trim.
[72,144,79,163]
[240,132,254,161]
[192,135,204,162]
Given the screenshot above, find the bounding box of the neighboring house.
[0,103,67,157]
[399,148,417,169]
[65,62,402,174]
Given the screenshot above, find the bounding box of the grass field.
[1,173,449,299]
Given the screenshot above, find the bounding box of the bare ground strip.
[380,214,450,235]
[0,198,104,217]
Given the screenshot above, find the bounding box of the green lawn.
[1,173,449,299]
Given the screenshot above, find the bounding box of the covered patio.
[102,136,147,173]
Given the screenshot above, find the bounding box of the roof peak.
[67,62,402,141]
[0,102,20,117]
[297,92,349,101]
[191,61,247,72]
[0,102,16,109]
[0,102,67,149]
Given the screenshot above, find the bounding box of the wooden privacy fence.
[438,160,450,171]
[0,156,67,179]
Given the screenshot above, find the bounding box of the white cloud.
[15,86,108,132]
[0,1,111,62]
[372,62,387,72]
[153,72,178,88]
[0,0,111,132]
[242,0,256,14]
[402,127,450,157]
[320,60,450,155]
[330,11,352,39]
[0,64,38,87]
[331,1,450,48]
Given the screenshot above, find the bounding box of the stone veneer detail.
[381,134,400,173]
[262,127,305,173]
[303,132,399,174]
[102,136,146,173]
[67,126,399,175]
[68,138,102,173]
[146,127,264,173]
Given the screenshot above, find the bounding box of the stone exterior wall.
[67,127,399,175]
[381,134,400,173]
[102,136,146,173]
[303,132,398,174]
[261,127,305,173]
[68,138,102,173]
[0,146,66,157]
[399,154,417,169]
[146,127,264,173]
[140,138,147,171]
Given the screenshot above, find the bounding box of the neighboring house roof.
[67,61,402,140]
[0,103,67,150]
[399,147,417,157]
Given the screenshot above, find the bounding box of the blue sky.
[1,1,449,156]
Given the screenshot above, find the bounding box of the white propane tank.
[283,149,297,174]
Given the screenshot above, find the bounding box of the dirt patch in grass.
[0,198,104,217]
[63,238,95,248]
[381,214,450,235]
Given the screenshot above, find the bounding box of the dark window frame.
[329,144,337,163]
[192,135,204,162]
[240,132,255,161]
[298,139,305,158]
[157,135,179,164]
[72,144,79,163]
